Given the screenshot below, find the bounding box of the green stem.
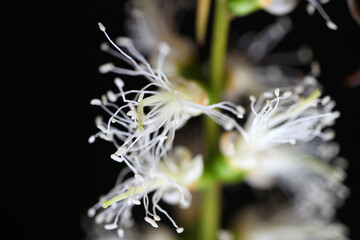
[199,1,231,240]
[199,182,221,240]
[210,0,231,101]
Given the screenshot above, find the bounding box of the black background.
[12,0,360,239]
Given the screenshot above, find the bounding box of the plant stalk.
[200,0,231,240]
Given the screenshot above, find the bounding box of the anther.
[144,216,159,228]
[90,99,102,106]
[159,42,170,55]
[115,146,127,156]
[282,91,292,98]
[104,223,118,230]
[99,63,114,74]
[137,92,145,102]
[111,154,124,162]
[116,37,133,47]
[98,22,106,32]
[100,42,109,51]
[326,21,338,30]
[107,90,117,102]
[88,135,96,144]
[115,78,125,89]
[131,199,141,205]
[117,228,125,238]
[176,227,184,233]
[87,208,96,217]
[274,88,280,97]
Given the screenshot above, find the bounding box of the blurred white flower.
[262,0,337,30]
[220,77,348,218]
[125,0,195,74]
[88,146,203,237]
[225,17,317,102]
[234,205,349,240]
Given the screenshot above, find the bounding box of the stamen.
[144,216,159,228]
[116,146,127,156]
[90,98,102,106]
[88,135,96,144]
[115,77,125,89]
[117,228,125,238]
[99,62,115,74]
[98,22,106,31]
[111,154,124,162]
[104,223,118,230]
[87,208,96,217]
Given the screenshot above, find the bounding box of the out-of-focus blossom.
[233,205,349,240]
[220,77,348,218]
[262,0,337,30]
[224,17,315,101]
[88,146,203,237]
[125,0,195,74]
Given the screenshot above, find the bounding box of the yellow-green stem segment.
[200,1,232,240]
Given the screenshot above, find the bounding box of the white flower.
[220,77,348,218]
[234,205,349,240]
[88,146,203,237]
[261,0,337,30]
[90,23,246,164]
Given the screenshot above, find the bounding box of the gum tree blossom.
[90,23,246,163]
[88,146,203,237]
[220,77,348,218]
[262,0,338,30]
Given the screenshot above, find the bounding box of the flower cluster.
[87,0,349,239]
[88,22,247,237]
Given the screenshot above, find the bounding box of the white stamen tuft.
[99,63,114,73]
[249,95,256,102]
[98,22,106,31]
[176,227,184,233]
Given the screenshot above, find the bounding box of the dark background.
[12,0,359,239]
